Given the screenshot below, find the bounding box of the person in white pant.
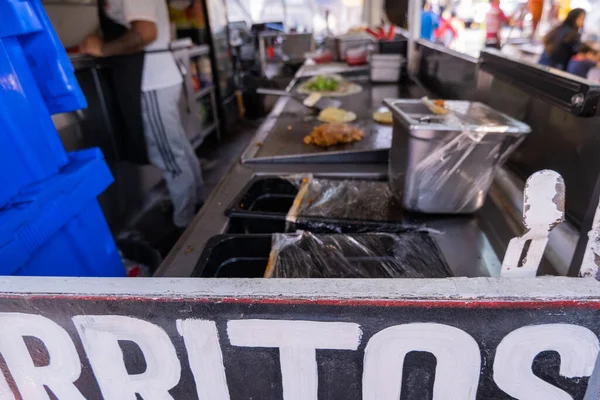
[80,0,203,228]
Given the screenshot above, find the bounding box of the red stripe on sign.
[2,294,600,309]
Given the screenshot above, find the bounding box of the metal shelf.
[195,86,214,100]
[188,45,210,58]
[191,123,218,149]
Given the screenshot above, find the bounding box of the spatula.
[257,88,342,112]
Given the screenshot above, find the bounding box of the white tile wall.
[44,5,99,48]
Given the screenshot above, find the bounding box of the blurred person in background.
[548,0,561,26]
[421,3,440,41]
[485,0,510,49]
[449,11,465,35]
[539,8,586,70]
[434,10,458,47]
[566,43,600,78]
[80,0,204,229]
[528,0,544,38]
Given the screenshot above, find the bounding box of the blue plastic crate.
[0,0,86,114]
[0,0,86,208]
[0,38,65,208]
[0,149,125,277]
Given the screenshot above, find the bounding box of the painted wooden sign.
[0,277,599,399]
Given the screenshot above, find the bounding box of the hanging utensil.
[256,88,342,112]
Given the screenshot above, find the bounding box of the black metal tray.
[228,177,297,220]
[193,232,452,278]
[225,177,295,234]
[194,235,272,278]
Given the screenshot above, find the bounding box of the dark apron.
[98,1,149,165]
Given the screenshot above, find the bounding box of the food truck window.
[225,0,364,35]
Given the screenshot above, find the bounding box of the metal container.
[334,33,375,61]
[370,54,403,83]
[281,33,315,62]
[384,99,531,214]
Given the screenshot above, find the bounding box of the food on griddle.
[318,107,357,123]
[305,75,339,92]
[304,123,365,147]
[421,97,448,115]
[298,74,362,97]
[303,93,323,107]
[373,109,393,125]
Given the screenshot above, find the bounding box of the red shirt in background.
[434,18,457,40]
[486,3,508,39]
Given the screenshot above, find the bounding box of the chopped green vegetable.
[305,76,339,92]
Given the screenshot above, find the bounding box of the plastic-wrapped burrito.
[284,175,431,233]
[264,231,452,278]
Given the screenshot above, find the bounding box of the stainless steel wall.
[482,77,600,229]
[413,44,600,274]
[413,40,479,100]
[476,51,600,230]
[414,44,600,229]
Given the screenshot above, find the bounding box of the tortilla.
[318,107,357,123]
[373,109,393,125]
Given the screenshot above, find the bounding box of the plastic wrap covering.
[393,100,530,214]
[284,176,432,233]
[407,129,525,213]
[264,232,452,278]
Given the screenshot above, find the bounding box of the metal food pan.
[193,232,452,279]
[384,99,531,214]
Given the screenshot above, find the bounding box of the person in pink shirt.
[485,0,510,49]
[434,11,458,47]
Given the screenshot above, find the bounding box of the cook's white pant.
[141,84,203,228]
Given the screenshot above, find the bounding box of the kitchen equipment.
[387,25,396,40]
[368,26,398,40]
[346,47,369,66]
[257,88,342,111]
[370,54,403,83]
[384,99,531,214]
[378,38,408,54]
[305,49,334,64]
[334,33,375,61]
[366,28,379,39]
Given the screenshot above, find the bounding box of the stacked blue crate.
[0,0,125,276]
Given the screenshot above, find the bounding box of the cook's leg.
[180,119,205,201]
[141,85,202,228]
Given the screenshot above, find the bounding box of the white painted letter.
[227,319,361,400]
[0,367,14,400]
[73,315,181,400]
[363,323,481,400]
[494,324,599,400]
[0,313,84,400]
[177,319,230,400]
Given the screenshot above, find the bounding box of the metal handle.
[256,88,295,97]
